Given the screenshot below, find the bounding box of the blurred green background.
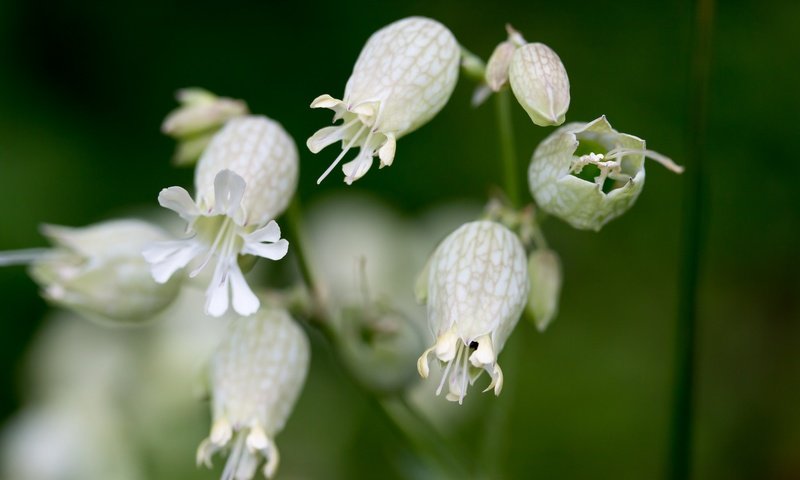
[0,0,798,479]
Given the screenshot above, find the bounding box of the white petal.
[307,126,347,154]
[158,186,200,222]
[144,240,202,283]
[309,94,343,109]
[342,153,374,185]
[205,265,230,317]
[242,239,288,261]
[229,263,260,316]
[244,220,281,243]
[213,170,246,217]
[378,134,396,168]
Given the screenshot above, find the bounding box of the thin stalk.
[283,193,464,476]
[668,0,714,478]
[477,87,523,478]
[495,89,521,207]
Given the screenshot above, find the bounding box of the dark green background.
[0,0,798,478]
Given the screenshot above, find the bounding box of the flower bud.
[197,308,309,480]
[528,115,683,231]
[308,16,460,184]
[526,249,562,332]
[144,115,298,317]
[417,221,529,403]
[162,88,249,166]
[485,41,516,92]
[509,42,570,126]
[16,219,182,325]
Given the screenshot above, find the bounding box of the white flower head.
[143,115,298,317]
[0,219,182,324]
[307,16,460,185]
[197,308,310,480]
[528,115,683,231]
[416,221,529,404]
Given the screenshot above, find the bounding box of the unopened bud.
[509,43,570,126]
[485,41,517,92]
[526,249,562,332]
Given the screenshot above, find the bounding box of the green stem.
[668,0,714,478]
[495,89,521,207]
[284,194,464,476]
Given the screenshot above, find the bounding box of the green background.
[0,0,798,478]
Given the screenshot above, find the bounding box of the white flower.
[528,115,683,231]
[307,16,460,185]
[416,221,529,403]
[143,115,298,317]
[197,308,309,479]
[0,219,182,324]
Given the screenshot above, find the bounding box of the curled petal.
[158,187,200,222]
[242,239,288,261]
[378,134,396,168]
[244,220,282,244]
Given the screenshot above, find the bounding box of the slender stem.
[284,194,464,475]
[476,87,523,479]
[380,396,470,477]
[495,89,521,207]
[284,197,321,309]
[668,0,714,478]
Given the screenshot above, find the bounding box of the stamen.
[436,348,456,396]
[603,147,684,174]
[190,217,233,277]
[458,341,470,404]
[221,431,247,480]
[317,123,368,184]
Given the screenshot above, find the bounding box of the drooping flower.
[197,308,309,480]
[528,115,683,231]
[416,221,529,403]
[307,16,460,185]
[0,219,182,324]
[143,115,298,317]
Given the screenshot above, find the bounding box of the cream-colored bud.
[509,43,570,126]
[526,249,562,331]
[485,41,517,92]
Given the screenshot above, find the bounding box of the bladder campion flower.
[307,16,460,184]
[528,115,683,231]
[0,219,182,325]
[416,221,529,404]
[197,308,309,480]
[143,115,298,317]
